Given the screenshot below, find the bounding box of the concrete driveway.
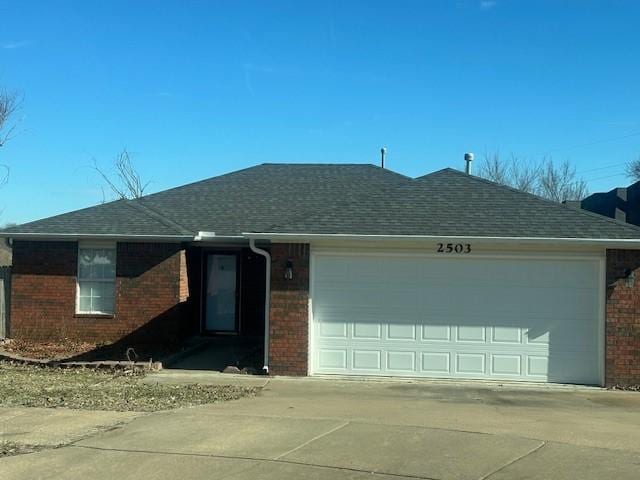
[3,374,640,479]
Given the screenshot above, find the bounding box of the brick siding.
[10,241,190,343]
[606,249,640,386]
[268,243,309,375]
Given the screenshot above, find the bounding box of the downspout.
[249,238,271,374]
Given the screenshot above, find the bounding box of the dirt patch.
[0,361,257,412]
[1,339,186,363]
[1,339,96,360]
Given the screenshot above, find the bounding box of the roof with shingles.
[265,168,640,238]
[4,164,640,240]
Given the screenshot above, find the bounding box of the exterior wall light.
[284,259,294,280]
[624,268,636,288]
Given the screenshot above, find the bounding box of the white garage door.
[311,252,603,385]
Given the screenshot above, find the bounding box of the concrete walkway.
[0,407,139,447]
[3,375,640,479]
[164,337,263,372]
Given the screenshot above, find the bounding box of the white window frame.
[76,242,117,315]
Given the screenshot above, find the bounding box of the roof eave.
[241,232,640,249]
[0,233,195,242]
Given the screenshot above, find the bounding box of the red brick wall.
[11,241,78,340]
[10,241,190,343]
[268,243,309,375]
[606,249,640,386]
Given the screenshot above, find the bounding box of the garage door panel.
[319,320,348,338]
[527,356,548,376]
[456,326,486,342]
[312,254,602,384]
[353,322,382,339]
[353,350,382,370]
[387,323,417,340]
[525,329,549,344]
[455,353,486,374]
[387,351,416,371]
[422,352,451,373]
[318,349,347,370]
[492,327,522,343]
[491,355,522,375]
[422,325,451,342]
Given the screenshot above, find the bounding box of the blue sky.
[1,0,639,224]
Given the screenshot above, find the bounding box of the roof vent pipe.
[381,147,387,168]
[464,152,474,175]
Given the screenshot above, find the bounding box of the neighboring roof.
[579,180,640,227]
[4,164,640,241]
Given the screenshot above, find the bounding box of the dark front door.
[204,254,238,332]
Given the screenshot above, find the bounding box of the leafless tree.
[625,156,640,181]
[477,152,588,202]
[479,152,542,194]
[538,159,588,202]
[0,90,20,187]
[0,90,20,148]
[94,149,150,200]
[478,151,509,186]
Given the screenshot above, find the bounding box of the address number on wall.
[436,243,471,254]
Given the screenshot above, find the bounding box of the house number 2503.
[437,243,471,253]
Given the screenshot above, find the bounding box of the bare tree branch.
[93,149,150,200]
[478,151,509,186]
[625,156,640,181]
[507,154,541,194]
[0,89,21,188]
[538,159,588,202]
[477,152,588,202]
[0,90,21,148]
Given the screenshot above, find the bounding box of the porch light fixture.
[624,268,636,288]
[284,259,294,280]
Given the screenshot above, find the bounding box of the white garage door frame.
[308,247,606,386]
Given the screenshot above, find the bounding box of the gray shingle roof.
[4,164,410,237]
[4,199,188,237]
[4,164,640,240]
[265,168,640,239]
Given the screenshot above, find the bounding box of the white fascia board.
[192,231,246,242]
[3,231,248,243]
[1,233,194,242]
[241,232,640,249]
[193,231,217,241]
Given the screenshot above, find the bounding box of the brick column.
[268,243,310,375]
[606,249,640,387]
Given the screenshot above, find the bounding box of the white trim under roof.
[193,231,245,241]
[6,231,640,248]
[241,232,640,249]
[1,233,194,242]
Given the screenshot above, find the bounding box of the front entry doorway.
[204,253,238,333]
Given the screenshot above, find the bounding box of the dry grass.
[0,361,256,412]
